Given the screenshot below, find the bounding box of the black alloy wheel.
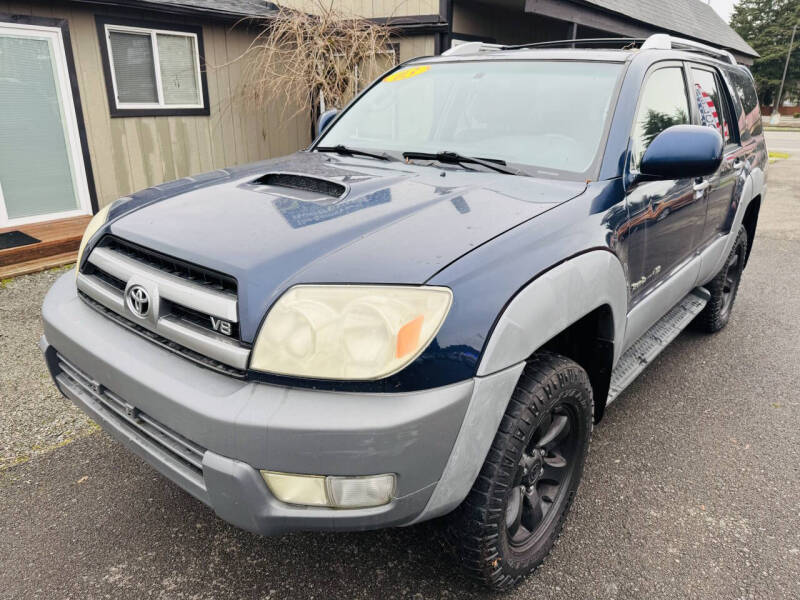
[504,403,580,551]
[696,226,748,333]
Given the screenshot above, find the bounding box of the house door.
[0,22,91,227]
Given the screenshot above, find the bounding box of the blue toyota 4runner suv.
[41,34,766,589]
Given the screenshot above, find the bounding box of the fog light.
[260,471,396,509]
[261,472,328,506]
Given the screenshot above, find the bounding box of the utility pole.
[771,23,797,125]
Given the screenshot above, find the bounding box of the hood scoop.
[252,172,347,200]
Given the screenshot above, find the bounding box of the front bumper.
[41,273,475,535]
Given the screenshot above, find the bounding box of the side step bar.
[607,287,710,405]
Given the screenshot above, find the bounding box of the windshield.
[316,60,623,177]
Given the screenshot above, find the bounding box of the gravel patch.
[0,265,97,470]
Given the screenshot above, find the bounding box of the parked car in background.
[41,34,765,589]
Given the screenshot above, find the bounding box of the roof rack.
[441,34,737,65]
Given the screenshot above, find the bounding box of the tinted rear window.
[725,67,762,140]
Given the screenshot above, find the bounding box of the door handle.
[693,179,711,193]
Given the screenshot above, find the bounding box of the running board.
[607,287,710,406]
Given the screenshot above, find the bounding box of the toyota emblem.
[126,285,151,317]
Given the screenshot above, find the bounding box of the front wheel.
[447,352,593,590]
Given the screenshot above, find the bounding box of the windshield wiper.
[315,144,396,162]
[402,151,524,176]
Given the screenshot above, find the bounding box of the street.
[1,131,799,600]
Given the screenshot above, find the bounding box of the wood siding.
[3,1,310,209]
[396,34,436,62]
[452,1,572,45]
[276,1,439,18]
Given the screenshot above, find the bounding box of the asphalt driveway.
[1,132,798,600]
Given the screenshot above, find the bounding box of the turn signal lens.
[75,204,112,272]
[261,471,396,508]
[326,475,396,508]
[250,285,452,380]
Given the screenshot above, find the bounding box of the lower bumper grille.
[55,353,207,479]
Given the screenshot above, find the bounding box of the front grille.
[102,236,237,294]
[56,352,207,479]
[77,236,250,373]
[79,293,246,378]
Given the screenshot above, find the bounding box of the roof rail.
[641,33,737,64]
[442,41,504,56]
[502,38,645,50]
[440,34,737,65]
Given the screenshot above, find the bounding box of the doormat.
[0,230,41,250]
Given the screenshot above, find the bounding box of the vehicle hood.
[106,152,586,341]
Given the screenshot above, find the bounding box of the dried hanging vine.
[236,2,395,127]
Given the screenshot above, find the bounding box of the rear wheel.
[696,226,748,333]
[447,352,593,590]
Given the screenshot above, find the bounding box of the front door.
[0,22,91,227]
[624,64,707,306]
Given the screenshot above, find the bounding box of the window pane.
[109,31,158,103]
[157,34,200,105]
[0,34,80,219]
[631,68,690,169]
[692,68,731,144]
[726,68,762,139]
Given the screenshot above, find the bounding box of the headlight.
[75,204,112,270]
[250,285,453,380]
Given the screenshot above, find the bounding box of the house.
[0,0,757,277]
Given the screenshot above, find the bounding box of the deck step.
[607,287,710,405]
[0,250,77,279]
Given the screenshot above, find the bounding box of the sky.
[707,0,737,22]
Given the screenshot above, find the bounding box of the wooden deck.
[0,215,91,279]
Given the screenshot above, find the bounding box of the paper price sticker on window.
[384,65,430,82]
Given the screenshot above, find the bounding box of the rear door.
[689,64,743,243]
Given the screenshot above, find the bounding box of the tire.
[695,226,748,333]
[447,352,594,590]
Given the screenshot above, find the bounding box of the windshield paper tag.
[384,65,430,82]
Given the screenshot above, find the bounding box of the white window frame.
[104,23,204,111]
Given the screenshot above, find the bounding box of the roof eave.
[67,0,278,22]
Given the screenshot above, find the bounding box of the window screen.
[631,67,690,169]
[105,25,203,110]
[109,31,158,103]
[157,34,200,105]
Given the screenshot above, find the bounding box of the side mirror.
[640,124,723,180]
[317,108,339,138]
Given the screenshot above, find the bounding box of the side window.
[631,67,691,170]
[691,67,734,145]
[727,67,762,139]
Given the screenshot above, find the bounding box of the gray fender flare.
[698,168,764,286]
[478,249,628,375]
[411,251,627,523]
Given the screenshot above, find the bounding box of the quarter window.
[691,68,733,145]
[98,18,207,116]
[726,67,762,140]
[631,67,690,170]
